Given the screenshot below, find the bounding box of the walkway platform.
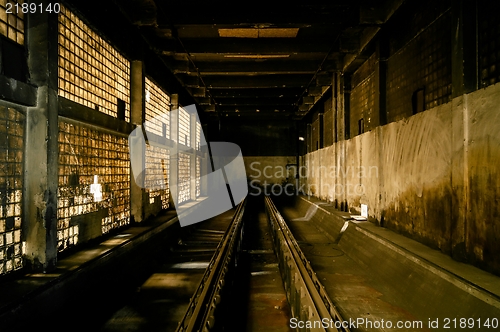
[275,195,500,331]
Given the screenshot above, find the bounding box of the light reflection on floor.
[169,262,210,269]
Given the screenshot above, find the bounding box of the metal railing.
[265,196,350,332]
[176,197,246,332]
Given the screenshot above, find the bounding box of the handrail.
[176,197,246,332]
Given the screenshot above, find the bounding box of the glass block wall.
[145,77,170,138]
[0,0,25,45]
[178,152,191,204]
[195,121,201,150]
[58,121,130,252]
[58,5,130,121]
[0,107,24,275]
[145,144,170,209]
[196,156,201,198]
[479,1,500,88]
[178,107,191,147]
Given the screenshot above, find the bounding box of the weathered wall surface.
[302,82,500,275]
[466,85,500,272]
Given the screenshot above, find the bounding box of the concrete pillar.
[318,113,324,149]
[200,124,209,197]
[343,73,351,141]
[374,34,389,225]
[130,61,145,223]
[450,0,478,261]
[170,94,179,207]
[377,32,389,127]
[24,6,59,272]
[333,72,348,211]
[452,0,478,97]
[189,113,197,200]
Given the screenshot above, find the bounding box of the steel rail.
[176,197,247,332]
[265,196,350,332]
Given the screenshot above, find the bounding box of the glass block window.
[145,144,170,210]
[58,121,130,252]
[479,1,500,87]
[178,107,190,147]
[387,12,451,122]
[195,121,201,150]
[0,107,25,275]
[350,73,375,136]
[58,5,130,121]
[0,0,24,45]
[196,156,201,197]
[178,152,191,204]
[145,77,170,138]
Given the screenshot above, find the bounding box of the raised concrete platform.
[275,194,500,331]
[0,197,210,331]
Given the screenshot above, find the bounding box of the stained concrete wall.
[302,82,500,275]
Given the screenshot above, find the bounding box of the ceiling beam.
[217,97,296,106]
[210,88,302,99]
[160,38,337,54]
[187,87,206,97]
[217,105,293,113]
[203,75,311,89]
[171,60,322,75]
[154,4,359,25]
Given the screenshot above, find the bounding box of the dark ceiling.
[66,0,404,119]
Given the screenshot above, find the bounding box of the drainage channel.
[225,194,293,332]
[265,196,350,332]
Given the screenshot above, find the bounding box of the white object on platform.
[350,204,368,222]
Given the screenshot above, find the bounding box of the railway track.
[101,195,350,331]
[265,196,350,332]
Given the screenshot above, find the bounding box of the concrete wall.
[302,82,500,275]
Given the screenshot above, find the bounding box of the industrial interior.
[0,0,500,331]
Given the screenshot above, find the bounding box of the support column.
[375,34,389,225]
[450,0,478,261]
[130,60,145,223]
[377,32,389,126]
[170,94,179,207]
[333,72,348,211]
[24,7,59,272]
[452,0,478,97]
[318,113,324,149]
[189,112,197,201]
[201,124,209,197]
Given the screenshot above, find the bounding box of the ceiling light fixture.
[218,28,299,38]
